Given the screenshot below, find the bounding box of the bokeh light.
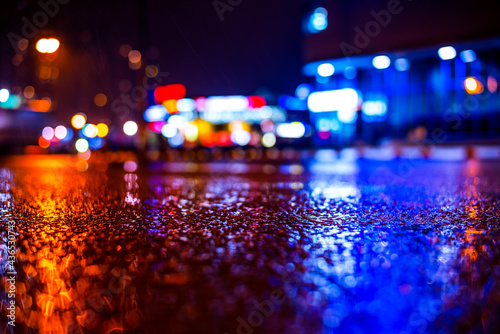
[464,77,484,94]
[23,86,35,99]
[123,121,138,136]
[438,46,456,60]
[38,136,50,148]
[0,89,10,103]
[96,123,109,137]
[124,161,138,173]
[161,124,177,138]
[230,130,251,146]
[394,58,410,71]
[184,123,199,142]
[145,65,159,78]
[169,132,184,147]
[372,55,391,69]
[36,38,60,53]
[42,127,54,140]
[317,63,334,77]
[128,50,141,63]
[17,38,28,51]
[54,125,67,140]
[88,137,104,150]
[71,114,86,129]
[262,133,277,147]
[83,123,98,138]
[94,93,107,107]
[29,98,51,112]
[75,138,89,153]
[168,115,186,129]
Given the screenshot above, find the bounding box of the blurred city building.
[301,0,500,146]
[1,0,499,156]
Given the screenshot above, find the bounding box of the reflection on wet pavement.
[1,158,500,333]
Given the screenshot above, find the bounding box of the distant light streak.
[205,96,249,113]
[276,122,306,138]
[308,88,359,113]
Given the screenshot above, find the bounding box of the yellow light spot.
[97,123,109,137]
[162,99,178,114]
[184,123,199,142]
[94,93,107,107]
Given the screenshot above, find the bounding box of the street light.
[36,38,60,53]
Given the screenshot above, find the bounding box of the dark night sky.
[1,0,307,97]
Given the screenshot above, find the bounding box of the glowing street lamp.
[36,38,60,53]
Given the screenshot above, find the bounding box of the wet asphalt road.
[1,156,500,334]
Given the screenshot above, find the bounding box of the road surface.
[1,156,499,333]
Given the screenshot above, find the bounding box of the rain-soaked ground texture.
[1,158,500,334]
